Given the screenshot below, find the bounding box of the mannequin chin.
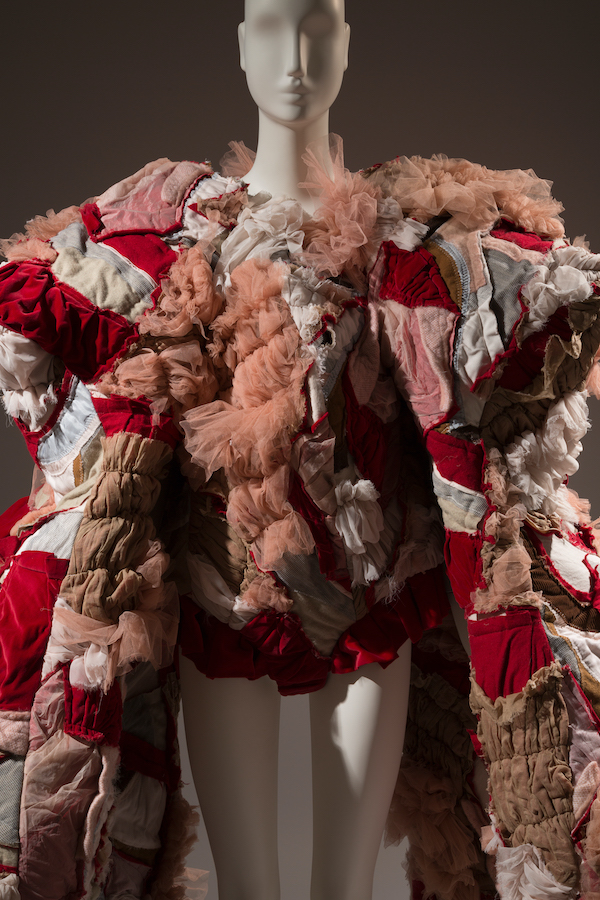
[239,0,350,128]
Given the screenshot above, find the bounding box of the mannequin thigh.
[308,643,411,900]
[179,657,282,900]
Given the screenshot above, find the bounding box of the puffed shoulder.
[362,152,565,238]
[0,158,214,263]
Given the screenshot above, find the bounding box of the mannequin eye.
[301,12,335,39]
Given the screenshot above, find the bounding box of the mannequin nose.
[287,31,306,78]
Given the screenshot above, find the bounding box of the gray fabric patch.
[432,470,488,519]
[276,551,356,619]
[484,248,535,348]
[543,626,582,683]
[0,755,25,847]
[122,687,167,752]
[37,379,99,466]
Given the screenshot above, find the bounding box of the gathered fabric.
[1,136,600,900]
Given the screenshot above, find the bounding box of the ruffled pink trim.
[139,244,222,339]
[208,258,290,367]
[0,205,83,261]
[182,392,305,481]
[50,539,179,691]
[182,257,315,593]
[365,154,565,238]
[98,244,223,421]
[228,470,314,572]
[219,141,257,179]
[300,135,381,292]
[242,573,293,613]
[97,342,219,423]
[473,452,534,613]
[183,260,311,483]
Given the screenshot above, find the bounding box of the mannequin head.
[239,0,350,128]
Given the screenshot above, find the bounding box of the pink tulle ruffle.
[98,342,219,422]
[140,244,222,339]
[242,573,293,613]
[227,469,314,571]
[182,257,314,589]
[47,539,179,691]
[0,205,83,262]
[219,141,257,179]
[365,153,564,238]
[301,135,381,292]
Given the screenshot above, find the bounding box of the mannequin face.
[239,0,350,127]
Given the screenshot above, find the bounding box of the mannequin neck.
[243,110,332,215]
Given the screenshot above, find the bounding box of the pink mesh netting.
[0,205,83,262]
[365,153,565,238]
[300,134,381,292]
[140,245,223,339]
[219,141,257,179]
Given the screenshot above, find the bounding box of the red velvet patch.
[0,261,137,383]
[99,233,177,302]
[0,497,30,540]
[63,669,122,746]
[120,731,176,790]
[80,202,103,237]
[0,552,68,711]
[240,609,331,695]
[179,565,450,695]
[426,430,485,493]
[469,607,553,702]
[496,306,571,393]
[287,471,349,588]
[490,220,554,254]
[343,368,388,494]
[444,531,482,612]
[91,396,180,449]
[412,638,471,696]
[379,242,457,312]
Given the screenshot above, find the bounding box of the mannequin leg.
[179,657,281,900]
[309,643,411,900]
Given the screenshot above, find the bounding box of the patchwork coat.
[0,147,599,899]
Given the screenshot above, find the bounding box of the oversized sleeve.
[374,209,600,895]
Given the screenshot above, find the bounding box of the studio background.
[0,2,598,897]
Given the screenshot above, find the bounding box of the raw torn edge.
[149,789,200,900]
[0,206,84,261]
[82,744,120,899]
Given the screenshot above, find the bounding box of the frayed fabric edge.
[495,844,575,900]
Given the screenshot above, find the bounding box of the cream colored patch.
[52,247,149,322]
[437,496,483,534]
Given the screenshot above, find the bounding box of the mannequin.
[2,2,600,898]
[180,4,412,900]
